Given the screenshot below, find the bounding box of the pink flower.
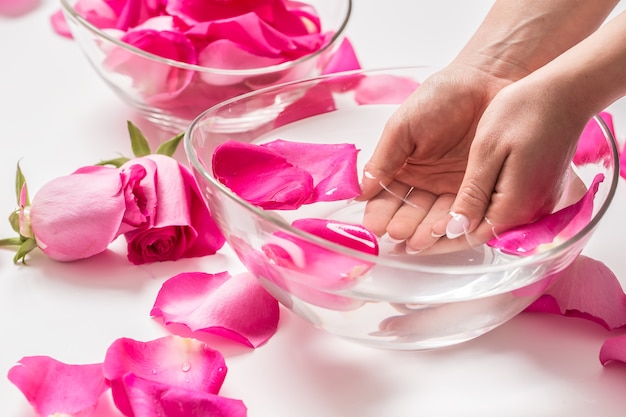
[103,335,229,417]
[212,139,361,209]
[7,356,107,417]
[122,154,225,264]
[29,165,131,261]
[151,271,280,348]
[0,0,39,17]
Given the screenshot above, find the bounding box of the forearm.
[532,10,626,120]
[454,0,619,81]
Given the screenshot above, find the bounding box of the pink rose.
[121,154,225,264]
[29,165,134,261]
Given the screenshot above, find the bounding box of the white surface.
[2,1,626,416]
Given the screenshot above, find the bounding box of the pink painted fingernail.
[446,211,469,239]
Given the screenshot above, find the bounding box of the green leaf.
[0,236,23,247]
[15,162,29,206]
[13,238,37,264]
[155,131,184,157]
[127,121,152,157]
[96,156,131,168]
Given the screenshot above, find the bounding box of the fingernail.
[431,231,445,238]
[446,211,469,239]
[405,246,422,255]
[382,233,405,244]
[364,170,376,180]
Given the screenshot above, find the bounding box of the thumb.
[356,118,415,201]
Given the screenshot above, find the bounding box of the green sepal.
[15,162,29,206]
[0,236,23,247]
[155,131,184,157]
[127,121,152,157]
[96,156,131,168]
[13,237,37,264]
[8,210,20,235]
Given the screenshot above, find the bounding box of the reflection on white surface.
[2,0,626,416]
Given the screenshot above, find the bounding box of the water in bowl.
[240,104,563,348]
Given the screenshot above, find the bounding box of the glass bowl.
[59,0,351,132]
[185,66,619,350]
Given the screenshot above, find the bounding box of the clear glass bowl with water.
[185,66,619,350]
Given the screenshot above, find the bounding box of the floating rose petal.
[599,334,626,366]
[525,255,626,330]
[122,373,247,417]
[354,74,419,105]
[213,140,314,210]
[488,173,604,255]
[262,140,361,202]
[263,218,378,290]
[103,335,227,417]
[8,356,107,417]
[573,112,614,166]
[151,271,280,348]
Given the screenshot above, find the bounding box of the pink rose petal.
[103,335,227,417]
[488,173,604,255]
[151,271,280,348]
[104,29,197,103]
[322,37,361,74]
[30,165,126,261]
[354,74,419,105]
[8,356,107,417]
[599,334,626,365]
[213,140,314,210]
[263,218,378,290]
[122,373,247,417]
[262,139,361,202]
[573,112,614,166]
[525,255,626,330]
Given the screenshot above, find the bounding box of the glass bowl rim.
[59,0,352,75]
[184,65,621,275]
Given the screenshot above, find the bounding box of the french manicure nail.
[446,211,469,239]
[405,246,422,255]
[382,233,405,244]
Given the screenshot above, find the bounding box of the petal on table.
[151,271,279,348]
[122,373,247,417]
[354,74,419,104]
[7,356,107,417]
[322,37,361,74]
[103,335,227,416]
[573,112,615,166]
[600,334,626,365]
[213,140,314,210]
[487,173,604,255]
[262,139,361,202]
[525,255,626,330]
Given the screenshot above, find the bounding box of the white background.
[2,1,626,416]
